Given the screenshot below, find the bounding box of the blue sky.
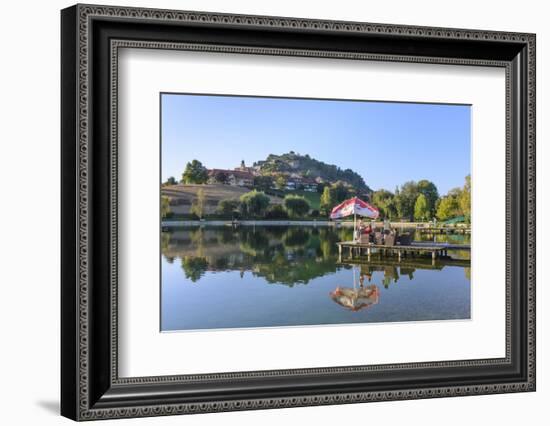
[161,94,470,195]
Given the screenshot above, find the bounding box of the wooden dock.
[416,227,471,235]
[336,241,470,264]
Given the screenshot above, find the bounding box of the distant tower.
[240,160,246,170]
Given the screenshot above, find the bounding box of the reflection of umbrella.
[329,265,379,311]
[329,285,380,311]
[330,197,379,240]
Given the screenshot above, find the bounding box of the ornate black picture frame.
[61,4,536,421]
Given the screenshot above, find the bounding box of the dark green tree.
[239,190,270,217]
[371,189,396,219]
[264,204,289,219]
[459,175,471,222]
[414,194,430,221]
[283,194,311,218]
[164,176,177,186]
[417,179,439,218]
[436,192,461,221]
[161,196,171,219]
[320,186,334,216]
[217,199,240,217]
[395,181,419,220]
[212,170,228,184]
[182,159,208,184]
[190,188,206,219]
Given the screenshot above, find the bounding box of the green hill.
[253,151,369,191]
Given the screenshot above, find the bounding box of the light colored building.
[208,169,254,187]
[302,178,318,192]
[284,176,318,192]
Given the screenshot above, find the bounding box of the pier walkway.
[336,241,470,264]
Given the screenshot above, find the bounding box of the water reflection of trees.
[181,256,208,282]
[282,228,310,247]
[163,226,468,286]
[163,226,352,286]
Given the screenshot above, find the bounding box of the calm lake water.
[161,225,471,331]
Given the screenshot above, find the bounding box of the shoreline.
[162,220,336,227]
[161,219,470,228]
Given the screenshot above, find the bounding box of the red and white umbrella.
[330,197,379,241]
[330,197,379,220]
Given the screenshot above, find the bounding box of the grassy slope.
[264,189,321,210]
[162,184,283,204]
[162,185,322,218]
[287,190,321,210]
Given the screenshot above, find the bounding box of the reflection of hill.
[162,226,353,286]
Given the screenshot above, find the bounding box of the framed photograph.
[61,4,536,421]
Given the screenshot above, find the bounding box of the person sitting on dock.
[355,219,366,242]
[363,223,373,243]
[364,223,373,235]
[355,220,373,244]
[353,221,362,242]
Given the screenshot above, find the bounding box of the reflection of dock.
[338,255,470,270]
[336,241,470,264]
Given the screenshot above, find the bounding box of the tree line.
[370,176,470,222]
